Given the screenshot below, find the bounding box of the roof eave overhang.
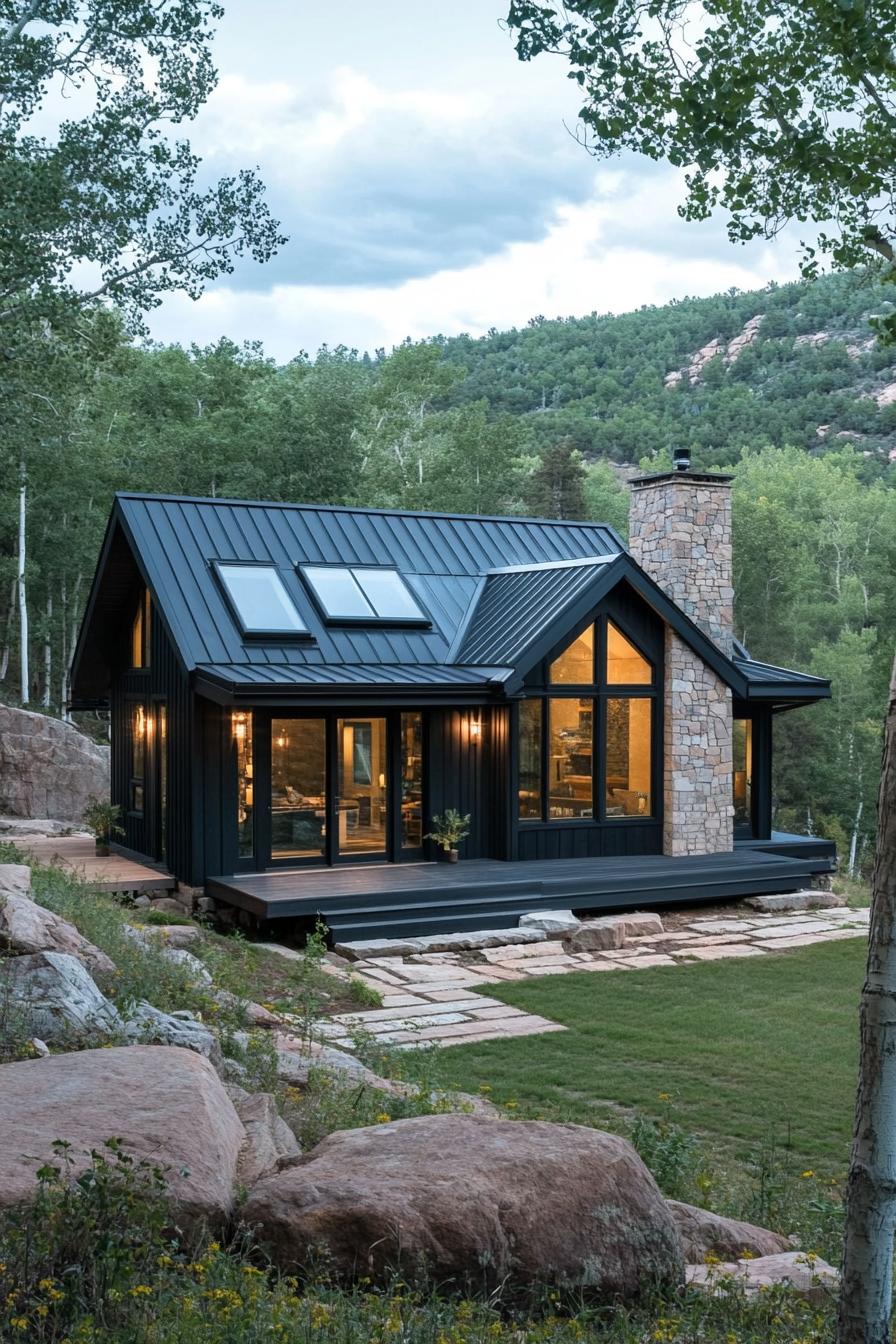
[192,669,508,708]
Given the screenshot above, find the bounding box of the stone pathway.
[314,901,869,1050]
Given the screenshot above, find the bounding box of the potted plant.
[424,809,471,863]
[83,797,124,857]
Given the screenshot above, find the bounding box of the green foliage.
[524,437,587,519]
[81,798,123,843]
[630,1102,702,1204]
[0,1139,839,1342]
[507,0,896,281]
[424,809,472,852]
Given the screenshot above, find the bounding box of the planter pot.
[444,848,460,864]
[95,842,110,857]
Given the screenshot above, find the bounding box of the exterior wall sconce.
[134,704,147,738]
[470,712,483,740]
[233,711,248,742]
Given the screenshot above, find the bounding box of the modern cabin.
[70,470,835,940]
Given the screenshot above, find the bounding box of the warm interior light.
[378,772,386,789]
[276,732,288,749]
[134,705,146,738]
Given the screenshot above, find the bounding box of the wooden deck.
[208,841,835,940]
[8,835,175,894]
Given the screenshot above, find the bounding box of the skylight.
[216,563,308,635]
[301,566,426,623]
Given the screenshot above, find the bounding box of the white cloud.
[149,171,804,360]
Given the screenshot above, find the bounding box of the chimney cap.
[629,469,734,488]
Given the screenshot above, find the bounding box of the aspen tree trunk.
[839,653,896,1344]
[17,463,28,705]
[42,594,52,708]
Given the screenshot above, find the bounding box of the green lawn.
[439,940,865,1175]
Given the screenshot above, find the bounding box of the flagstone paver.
[311,900,867,1049]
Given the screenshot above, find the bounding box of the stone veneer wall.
[663,630,733,855]
[629,472,734,856]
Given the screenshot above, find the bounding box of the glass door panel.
[271,718,327,860]
[400,712,423,851]
[337,717,388,858]
[733,718,753,836]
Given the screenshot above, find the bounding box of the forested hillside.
[441,270,896,470]
[1,271,894,869]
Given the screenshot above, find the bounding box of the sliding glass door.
[256,710,424,868]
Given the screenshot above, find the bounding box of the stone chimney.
[628,470,734,651]
[628,469,734,857]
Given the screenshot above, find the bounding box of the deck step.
[207,849,834,942]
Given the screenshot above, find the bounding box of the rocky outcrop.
[668,1200,793,1262]
[1,951,123,1044]
[0,888,116,979]
[688,1250,839,1301]
[664,315,764,387]
[0,864,32,896]
[243,1114,683,1298]
[0,1047,244,1229]
[0,704,109,822]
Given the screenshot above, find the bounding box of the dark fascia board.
[192,668,501,709]
[502,554,751,696]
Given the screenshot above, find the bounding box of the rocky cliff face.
[0,704,109,822]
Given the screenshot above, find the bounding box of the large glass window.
[519,613,656,823]
[401,712,424,849]
[271,718,326,859]
[549,698,593,818]
[518,699,542,820]
[733,718,753,832]
[549,627,593,684]
[606,621,652,685]
[234,711,254,858]
[605,698,652,817]
[217,564,307,635]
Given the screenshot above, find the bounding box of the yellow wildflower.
[129,1285,153,1297]
[376,1112,392,1124]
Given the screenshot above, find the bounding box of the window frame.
[298,564,431,628]
[517,613,659,826]
[212,560,312,640]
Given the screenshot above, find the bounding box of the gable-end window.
[301,566,427,624]
[131,588,151,668]
[518,616,656,823]
[606,621,651,685]
[549,625,593,684]
[216,563,308,636]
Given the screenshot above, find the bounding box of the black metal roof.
[70,491,829,707]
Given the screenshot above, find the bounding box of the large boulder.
[668,1200,793,1263]
[0,703,109,822]
[0,1046,244,1229]
[1,951,122,1044]
[0,891,116,978]
[243,1114,683,1298]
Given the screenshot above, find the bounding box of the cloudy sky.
[149,0,806,361]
